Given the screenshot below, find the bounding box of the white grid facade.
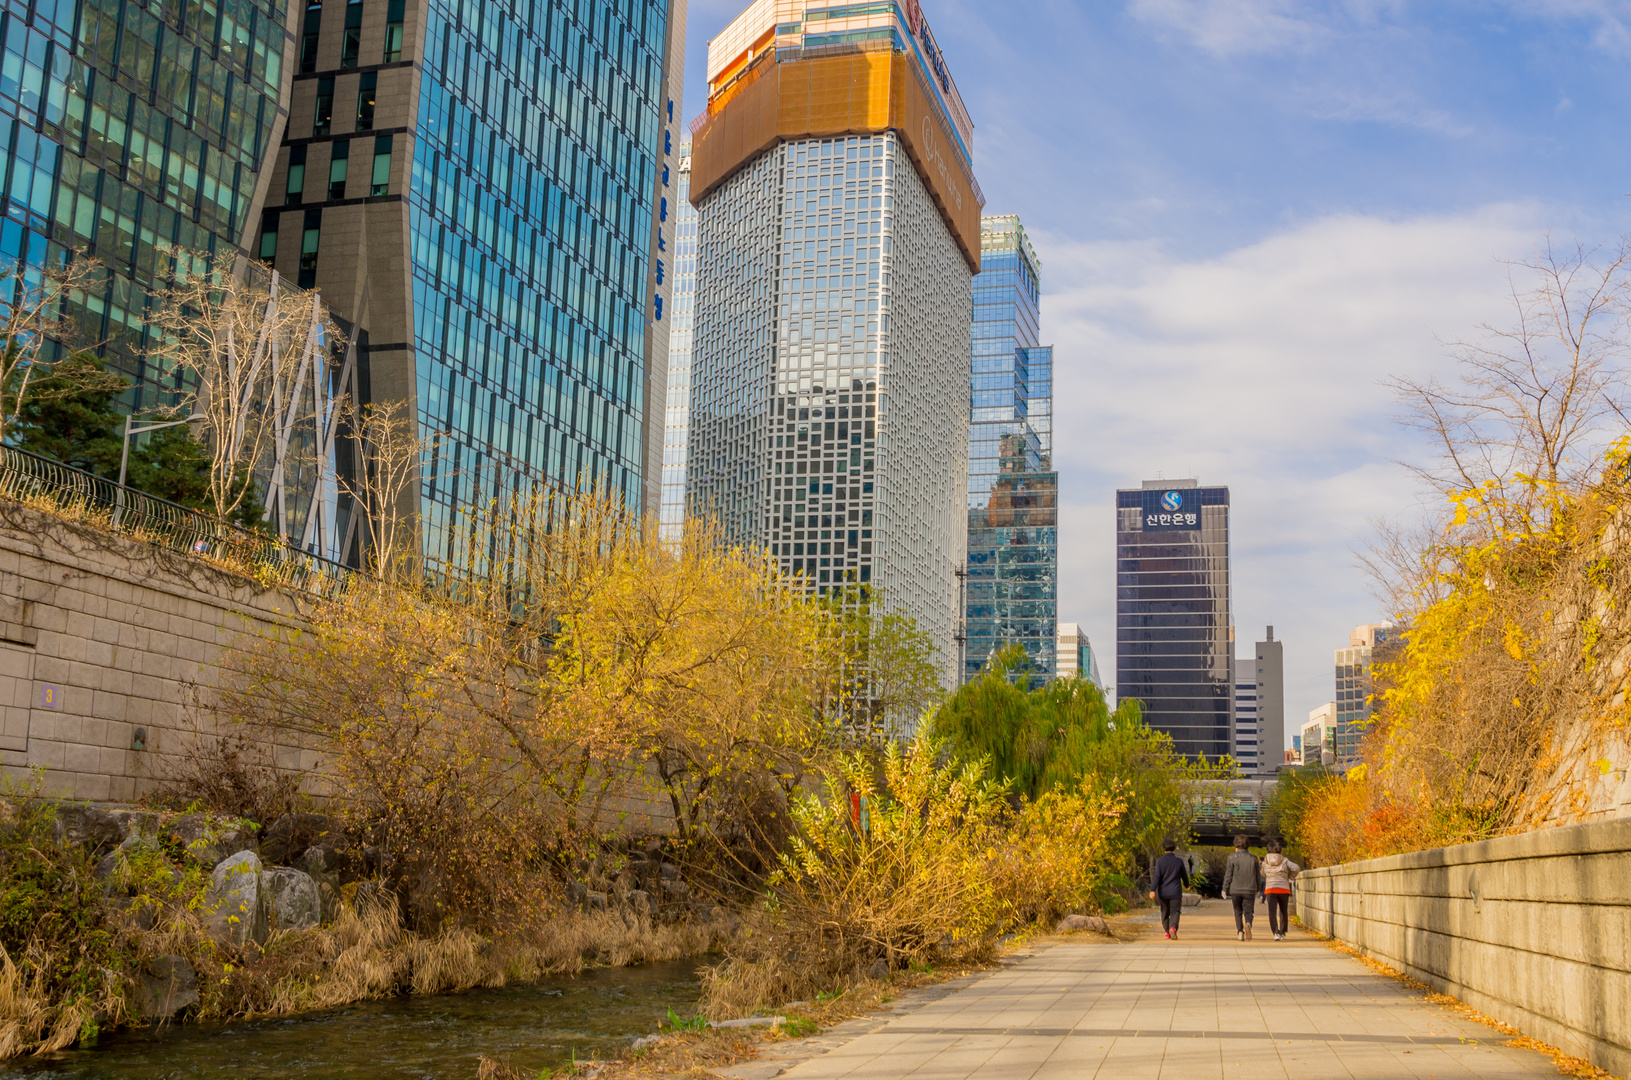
[659,147,697,540]
[689,132,970,682]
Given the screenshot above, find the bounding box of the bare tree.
[0,253,105,444]
[1389,237,1631,532]
[148,250,346,524]
[336,397,444,580]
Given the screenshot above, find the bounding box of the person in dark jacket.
[1221,834,1262,942]
[1148,838,1190,939]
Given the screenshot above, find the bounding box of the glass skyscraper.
[260,0,684,566]
[685,0,982,684]
[963,214,1055,681]
[1116,479,1233,759]
[658,140,694,541]
[4,0,286,418]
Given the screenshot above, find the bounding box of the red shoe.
[1164,929,1172,939]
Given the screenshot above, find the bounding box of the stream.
[0,959,705,1079]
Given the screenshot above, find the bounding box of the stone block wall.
[1297,818,1631,1077]
[0,501,318,801]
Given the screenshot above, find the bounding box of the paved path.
[728,900,1560,1080]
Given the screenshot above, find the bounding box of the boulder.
[866,958,890,980]
[167,813,256,868]
[585,890,609,912]
[205,851,266,946]
[624,889,653,918]
[259,813,344,866]
[1056,914,1108,934]
[133,955,198,1020]
[661,878,689,899]
[260,867,320,932]
[108,809,159,842]
[1182,892,1202,909]
[57,805,124,853]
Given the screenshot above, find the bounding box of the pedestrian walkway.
[745,900,1561,1080]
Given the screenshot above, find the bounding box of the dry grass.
[208,898,733,1020]
[0,948,101,1058]
[1309,930,1621,1080]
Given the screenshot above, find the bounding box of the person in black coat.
[1148,838,1191,939]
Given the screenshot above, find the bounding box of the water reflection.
[1,959,703,1080]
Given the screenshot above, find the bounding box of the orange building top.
[688,47,983,273]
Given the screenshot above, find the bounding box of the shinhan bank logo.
[1161,491,1183,512]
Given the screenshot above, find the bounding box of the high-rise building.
[259,0,685,564]
[685,0,982,681]
[1056,622,1103,687]
[1232,670,1258,773]
[1302,702,1336,767]
[1249,626,1284,775]
[0,0,371,557]
[659,142,696,541]
[963,215,1055,680]
[1116,479,1233,758]
[1332,622,1402,766]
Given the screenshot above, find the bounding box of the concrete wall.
[1297,818,1631,1077]
[0,500,318,801]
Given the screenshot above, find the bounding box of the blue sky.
[677,1,1631,745]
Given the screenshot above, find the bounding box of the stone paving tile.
[720,901,1562,1080]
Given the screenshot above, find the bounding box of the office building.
[1246,626,1284,774]
[963,215,1055,680]
[659,142,696,540]
[1057,622,1102,687]
[0,0,375,556]
[1332,622,1403,766]
[1233,671,1258,773]
[1116,479,1232,758]
[686,0,982,681]
[259,0,685,565]
[1303,702,1336,767]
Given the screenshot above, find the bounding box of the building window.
[258,211,279,264]
[384,0,403,61]
[314,78,334,135]
[300,0,321,73]
[299,208,322,288]
[356,72,376,130]
[371,134,391,196]
[341,0,363,67]
[285,145,306,205]
[329,140,349,200]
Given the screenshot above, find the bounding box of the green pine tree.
[125,422,211,508]
[5,351,130,478]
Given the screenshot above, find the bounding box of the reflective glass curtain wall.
[1116,482,1233,759]
[658,140,693,540]
[264,0,679,572]
[409,0,671,564]
[963,213,1055,681]
[3,0,288,407]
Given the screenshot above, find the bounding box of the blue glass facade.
[263,0,682,568]
[3,0,287,390]
[963,213,1055,681]
[658,140,692,541]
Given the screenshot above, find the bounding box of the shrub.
[990,780,1127,926]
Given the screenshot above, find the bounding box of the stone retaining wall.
[1296,818,1631,1077]
[0,500,317,801]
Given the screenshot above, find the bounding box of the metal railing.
[0,443,356,597]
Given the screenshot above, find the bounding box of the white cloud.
[1036,206,1547,746]
[1128,0,1327,56]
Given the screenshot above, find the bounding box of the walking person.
[1221,834,1262,942]
[1148,838,1190,939]
[1262,839,1301,940]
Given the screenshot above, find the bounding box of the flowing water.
[0,959,704,1080]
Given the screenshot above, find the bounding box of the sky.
[675,0,1631,747]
